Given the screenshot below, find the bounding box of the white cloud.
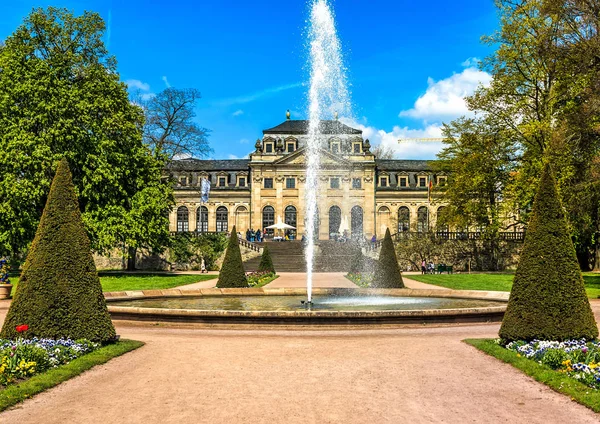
[239,138,249,144]
[399,67,491,120]
[228,154,240,159]
[233,109,244,117]
[461,57,481,68]
[214,82,303,107]
[162,76,171,88]
[125,79,150,91]
[341,118,444,160]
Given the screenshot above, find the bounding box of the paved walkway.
[2,293,600,422]
[265,272,358,288]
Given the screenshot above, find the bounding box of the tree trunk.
[127,246,137,271]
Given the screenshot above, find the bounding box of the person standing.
[421,259,426,275]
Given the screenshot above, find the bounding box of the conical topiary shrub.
[372,228,404,288]
[499,164,598,341]
[216,225,248,288]
[1,159,116,342]
[349,248,365,274]
[258,244,276,274]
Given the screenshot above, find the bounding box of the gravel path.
[2,302,600,423]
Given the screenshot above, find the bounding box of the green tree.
[372,228,404,288]
[0,7,173,262]
[435,117,518,270]
[216,226,248,288]
[1,159,116,342]
[258,245,276,273]
[499,164,598,341]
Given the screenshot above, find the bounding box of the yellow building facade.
[168,117,446,240]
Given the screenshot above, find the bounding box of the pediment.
[272,147,352,166]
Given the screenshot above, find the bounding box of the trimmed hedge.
[372,228,404,288]
[258,244,276,273]
[499,164,598,341]
[216,225,248,288]
[1,159,116,342]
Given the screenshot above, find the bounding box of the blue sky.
[1,0,499,159]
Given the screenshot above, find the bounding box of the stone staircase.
[243,240,359,273]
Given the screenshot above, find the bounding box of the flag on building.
[201,178,210,203]
[428,178,433,202]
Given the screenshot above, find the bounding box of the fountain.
[305,0,352,303]
[103,1,511,326]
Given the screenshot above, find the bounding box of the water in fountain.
[305,0,352,303]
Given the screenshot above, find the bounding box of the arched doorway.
[216,206,228,233]
[177,206,189,232]
[329,206,341,238]
[262,206,275,236]
[285,206,297,239]
[351,206,363,238]
[417,206,429,233]
[196,206,208,232]
[398,207,410,233]
[304,207,320,239]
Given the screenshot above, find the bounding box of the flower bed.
[346,272,372,288]
[246,271,277,288]
[0,337,99,387]
[504,339,600,389]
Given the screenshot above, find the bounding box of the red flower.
[15,324,29,333]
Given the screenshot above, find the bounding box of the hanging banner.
[201,178,210,203]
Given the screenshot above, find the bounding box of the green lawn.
[9,273,217,295]
[0,339,143,412]
[408,272,600,298]
[466,339,600,413]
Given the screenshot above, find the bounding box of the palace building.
[167,114,447,240]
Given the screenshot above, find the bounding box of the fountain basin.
[105,288,508,326]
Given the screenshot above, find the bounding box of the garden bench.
[436,264,453,274]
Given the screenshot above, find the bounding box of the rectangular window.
[286,178,296,189]
[265,143,273,153]
[331,143,340,154]
[330,178,340,189]
[264,178,274,189]
[238,178,246,187]
[180,177,187,186]
[352,178,361,189]
[287,143,295,153]
[399,177,408,187]
[218,177,227,187]
[353,143,361,154]
[380,177,388,187]
[419,177,427,187]
[437,176,447,186]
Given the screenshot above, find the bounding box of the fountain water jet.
[305,0,352,302]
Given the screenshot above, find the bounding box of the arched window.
[196,206,208,232]
[417,206,429,233]
[329,206,341,238]
[351,206,364,237]
[235,206,249,233]
[263,206,275,236]
[285,206,297,238]
[177,206,189,232]
[216,206,228,233]
[398,207,410,232]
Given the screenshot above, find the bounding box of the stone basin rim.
[104,288,508,325]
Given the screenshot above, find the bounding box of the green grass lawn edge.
[253,274,279,288]
[0,339,144,412]
[465,338,600,413]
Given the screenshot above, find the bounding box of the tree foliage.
[499,164,598,341]
[0,7,173,259]
[1,159,116,342]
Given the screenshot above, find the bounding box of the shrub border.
[465,338,600,413]
[0,339,144,412]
